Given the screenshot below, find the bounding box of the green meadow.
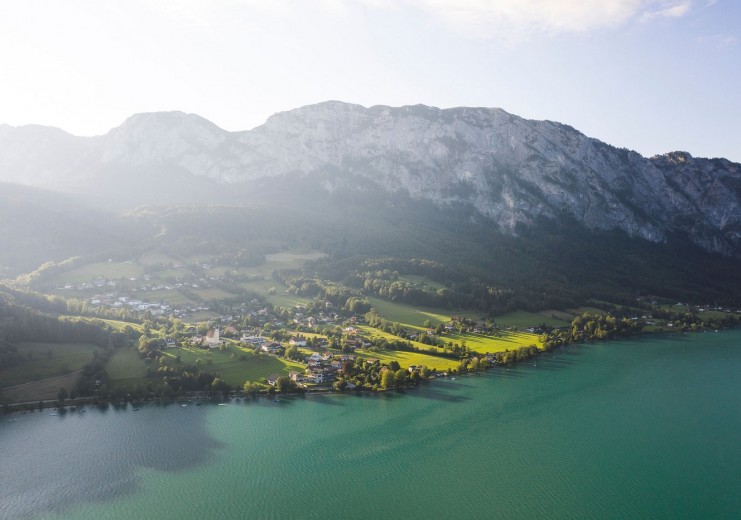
[0,342,101,389]
[162,343,304,386]
[55,262,145,284]
[354,348,455,372]
[366,296,471,328]
[441,331,543,354]
[494,310,570,328]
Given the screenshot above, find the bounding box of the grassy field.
[163,344,304,386]
[265,251,327,264]
[357,325,444,353]
[139,289,194,306]
[55,262,145,284]
[106,348,149,380]
[0,342,101,389]
[493,310,569,328]
[354,349,455,372]
[182,311,220,323]
[106,348,150,390]
[139,251,179,266]
[99,319,142,332]
[366,297,468,328]
[538,309,576,322]
[568,306,606,315]
[192,287,234,301]
[0,372,82,403]
[441,331,542,354]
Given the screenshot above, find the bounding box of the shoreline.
[5,327,732,415]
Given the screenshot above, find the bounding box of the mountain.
[0,183,139,277]
[2,101,740,257]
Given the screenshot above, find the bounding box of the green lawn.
[357,325,444,353]
[99,319,142,332]
[54,262,145,284]
[192,287,234,302]
[538,309,576,322]
[163,344,304,386]
[139,251,179,266]
[141,289,194,306]
[0,342,101,388]
[182,311,220,323]
[441,331,542,354]
[493,310,569,328]
[354,349,455,372]
[106,347,149,380]
[366,297,468,329]
[0,371,82,403]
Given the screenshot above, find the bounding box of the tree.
[160,382,175,399]
[57,387,68,403]
[381,369,396,389]
[243,380,260,396]
[275,376,300,394]
[211,377,230,396]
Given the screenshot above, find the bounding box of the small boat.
[49,413,58,416]
[181,404,188,407]
[272,399,280,403]
[451,377,456,380]
[217,403,227,406]
[133,408,140,411]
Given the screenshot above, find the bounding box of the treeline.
[0,287,125,348]
[271,270,363,308]
[544,312,643,348]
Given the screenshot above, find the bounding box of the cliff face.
[1,101,740,254]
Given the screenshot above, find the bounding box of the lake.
[2,331,740,519]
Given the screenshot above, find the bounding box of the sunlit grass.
[354,349,454,371]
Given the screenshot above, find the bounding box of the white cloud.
[390,0,695,41]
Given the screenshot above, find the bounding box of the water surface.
[2,331,740,519]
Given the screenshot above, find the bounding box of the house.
[307,353,325,364]
[262,342,284,354]
[242,335,267,346]
[289,371,307,383]
[267,374,280,386]
[204,328,221,348]
[289,337,307,347]
[165,339,177,349]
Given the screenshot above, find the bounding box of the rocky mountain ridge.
[1,101,740,255]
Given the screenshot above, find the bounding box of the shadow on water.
[306,394,346,406]
[1,403,223,520]
[415,389,471,403]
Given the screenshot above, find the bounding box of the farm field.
[0,342,101,389]
[106,347,149,382]
[442,331,543,354]
[493,310,569,328]
[357,325,444,353]
[0,371,82,403]
[354,348,455,372]
[54,262,145,284]
[162,344,304,386]
[366,297,476,329]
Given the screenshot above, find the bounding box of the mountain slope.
[1,102,740,256]
[0,183,139,277]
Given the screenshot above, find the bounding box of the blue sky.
[1,0,739,161]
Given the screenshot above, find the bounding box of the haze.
[0,0,739,161]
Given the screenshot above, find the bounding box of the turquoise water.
[2,331,740,519]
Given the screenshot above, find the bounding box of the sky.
[0,0,739,161]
